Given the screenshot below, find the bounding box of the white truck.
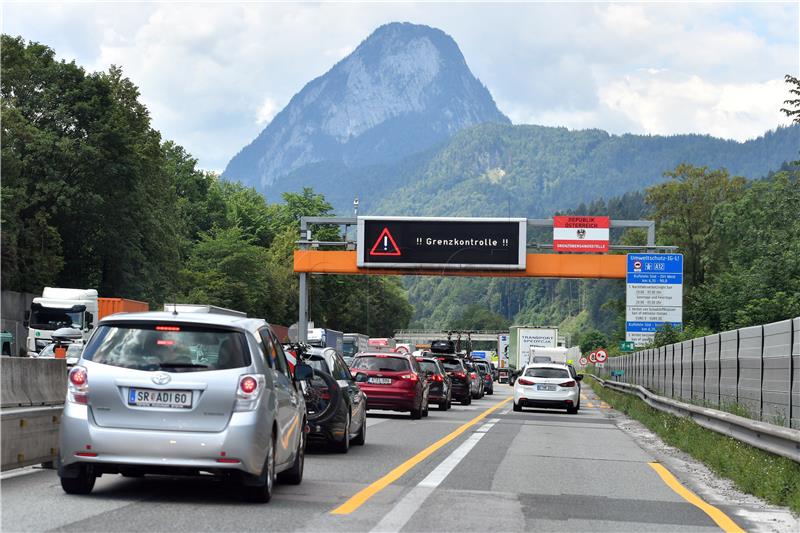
[26,288,99,356]
[526,346,569,365]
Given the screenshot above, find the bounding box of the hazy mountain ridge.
[223,22,509,195]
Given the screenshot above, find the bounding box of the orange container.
[98,298,149,319]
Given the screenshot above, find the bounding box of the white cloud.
[256,97,279,125]
[3,2,796,170]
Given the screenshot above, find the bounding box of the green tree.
[646,164,745,288]
[781,74,800,123]
[450,304,510,330]
[578,330,608,354]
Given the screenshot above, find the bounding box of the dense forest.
[0,36,412,336]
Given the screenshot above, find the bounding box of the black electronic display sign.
[357,217,527,270]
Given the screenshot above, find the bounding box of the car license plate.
[537,384,557,391]
[128,388,192,408]
[368,377,392,385]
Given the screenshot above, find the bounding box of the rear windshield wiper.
[158,363,209,369]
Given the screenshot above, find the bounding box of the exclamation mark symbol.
[383,236,388,251]
[502,238,508,246]
[416,237,422,246]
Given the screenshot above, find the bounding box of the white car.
[512,363,582,414]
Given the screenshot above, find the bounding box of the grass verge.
[589,378,800,514]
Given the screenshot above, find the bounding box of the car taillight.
[517,378,535,386]
[452,371,466,380]
[400,374,419,382]
[559,380,577,388]
[240,376,258,394]
[432,374,443,382]
[235,374,265,412]
[470,372,477,380]
[68,366,88,404]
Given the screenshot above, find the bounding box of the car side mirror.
[294,362,313,381]
[576,374,584,381]
[355,372,368,383]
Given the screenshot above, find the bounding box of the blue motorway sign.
[626,253,684,345]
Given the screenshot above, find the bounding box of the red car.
[350,352,430,419]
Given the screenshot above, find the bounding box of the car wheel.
[352,414,366,446]
[438,399,448,410]
[513,401,522,412]
[60,466,96,495]
[487,387,493,396]
[277,423,305,485]
[333,414,350,454]
[462,395,471,406]
[242,432,275,503]
[410,406,422,419]
[422,400,429,417]
[567,406,579,414]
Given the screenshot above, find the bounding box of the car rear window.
[438,358,463,371]
[532,356,553,363]
[82,323,250,372]
[418,360,441,374]
[525,367,570,378]
[352,356,410,372]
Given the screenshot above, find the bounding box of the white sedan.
[512,363,582,414]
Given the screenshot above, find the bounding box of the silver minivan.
[58,311,309,502]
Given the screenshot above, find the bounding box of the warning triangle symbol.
[369,227,401,256]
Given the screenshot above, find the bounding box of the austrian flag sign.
[553,216,610,253]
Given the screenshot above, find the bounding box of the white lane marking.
[371,419,498,533]
[0,466,45,480]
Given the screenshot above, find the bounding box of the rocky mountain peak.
[223,22,510,192]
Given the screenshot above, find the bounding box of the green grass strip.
[589,379,800,514]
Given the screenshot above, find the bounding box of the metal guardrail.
[589,374,800,463]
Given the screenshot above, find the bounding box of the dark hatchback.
[474,361,494,395]
[305,347,367,453]
[436,356,472,405]
[417,356,452,410]
[351,353,430,419]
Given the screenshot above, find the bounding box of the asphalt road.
[1,384,760,532]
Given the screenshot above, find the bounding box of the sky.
[4,1,798,172]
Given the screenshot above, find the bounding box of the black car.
[474,361,494,395]
[437,355,472,405]
[417,356,452,410]
[305,347,367,453]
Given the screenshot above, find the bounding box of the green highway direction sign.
[619,341,635,352]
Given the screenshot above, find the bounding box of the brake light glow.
[240,376,258,394]
[156,339,175,346]
[216,458,241,464]
[470,372,477,380]
[235,375,265,412]
[74,452,98,457]
[156,325,181,331]
[559,380,577,388]
[431,374,443,382]
[400,374,419,382]
[452,371,466,379]
[69,367,87,386]
[68,366,89,405]
[518,378,535,386]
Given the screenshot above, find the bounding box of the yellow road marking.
[649,463,745,533]
[331,397,512,515]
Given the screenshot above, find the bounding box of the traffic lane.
[0,391,509,532]
[397,387,726,532]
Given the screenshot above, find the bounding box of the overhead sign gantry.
[293,215,678,343]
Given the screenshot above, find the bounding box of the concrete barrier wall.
[1,357,67,408]
[1,357,67,470]
[609,316,799,428]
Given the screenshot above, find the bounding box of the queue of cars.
[55,307,584,503]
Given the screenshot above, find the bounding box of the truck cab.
[26,288,99,356]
